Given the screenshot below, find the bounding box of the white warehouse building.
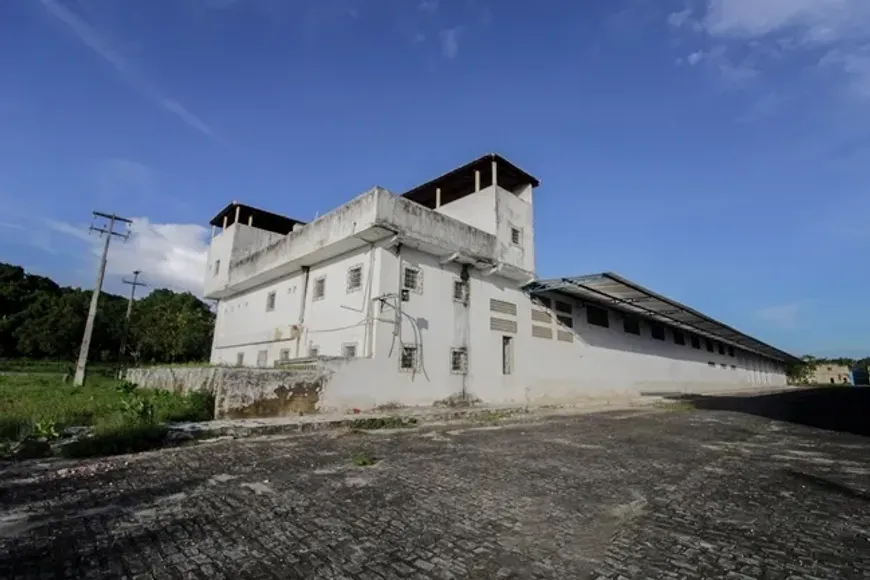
[204,154,797,410]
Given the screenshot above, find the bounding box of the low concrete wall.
[125,366,328,419]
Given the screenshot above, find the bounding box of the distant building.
[202,153,798,410]
[811,364,852,385]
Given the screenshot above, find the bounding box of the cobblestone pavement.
[2,407,870,579]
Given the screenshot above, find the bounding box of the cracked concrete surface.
[1,407,869,579]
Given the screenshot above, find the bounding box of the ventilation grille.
[490,317,518,333]
[557,330,574,343]
[489,299,517,316]
[532,325,553,339]
[531,309,551,323]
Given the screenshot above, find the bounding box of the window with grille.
[450,347,468,374]
[313,277,326,300]
[650,323,665,341]
[400,345,418,371]
[342,343,357,358]
[586,305,609,328]
[279,349,290,362]
[453,279,468,303]
[403,266,421,293]
[623,317,641,335]
[510,227,522,246]
[346,266,363,293]
[266,291,276,312]
[673,330,686,345]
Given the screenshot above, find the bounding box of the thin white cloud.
[39,0,222,142]
[757,302,802,329]
[419,0,439,13]
[46,217,209,295]
[670,0,870,99]
[440,28,460,59]
[687,50,705,65]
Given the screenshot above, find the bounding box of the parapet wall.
[125,365,329,419]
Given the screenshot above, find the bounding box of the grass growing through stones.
[351,451,377,467]
[652,399,697,412]
[348,416,418,430]
[0,374,214,458]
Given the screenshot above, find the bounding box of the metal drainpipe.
[394,243,403,344]
[294,266,311,358]
[460,263,470,400]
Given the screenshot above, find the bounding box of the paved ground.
[1,406,870,579]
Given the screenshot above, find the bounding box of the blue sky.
[1,0,868,357]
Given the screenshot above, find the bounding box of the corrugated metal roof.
[525,272,800,364]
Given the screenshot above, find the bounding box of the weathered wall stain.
[126,366,327,419]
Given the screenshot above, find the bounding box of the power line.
[118,270,147,367]
[73,211,132,386]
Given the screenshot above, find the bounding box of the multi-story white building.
[204,154,797,410]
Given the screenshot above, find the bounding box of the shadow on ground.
[669,387,870,437]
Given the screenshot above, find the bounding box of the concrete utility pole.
[118,270,147,366]
[73,212,132,386]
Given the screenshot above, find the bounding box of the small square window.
[510,227,522,246]
[266,291,276,312]
[623,317,640,335]
[214,259,221,276]
[730,365,737,370]
[342,343,357,358]
[720,363,727,369]
[557,315,573,329]
[453,279,468,303]
[650,323,665,341]
[690,335,701,349]
[673,330,686,346]
[403,266,422,293]
[450,347,468,374]
[308,345,319,357]
[708,361,716,367]
[346,265,363,293]
[313,277,326,300]
[235,352,244,366]
[586,305,609,328]
[400,345,418,371]
[279,349,290,362]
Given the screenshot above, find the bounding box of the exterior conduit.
[294,265,311,358]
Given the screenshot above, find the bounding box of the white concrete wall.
[211,244,383,367]
[494,185,535,275]
[322,275,789,410]
[435,186,497,235]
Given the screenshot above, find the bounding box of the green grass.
[351,451,377,467]
[0,374,214,457]
[0,359,116,376]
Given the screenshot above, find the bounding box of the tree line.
[0,262,214,365]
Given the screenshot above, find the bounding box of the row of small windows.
[581,304,737,358]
